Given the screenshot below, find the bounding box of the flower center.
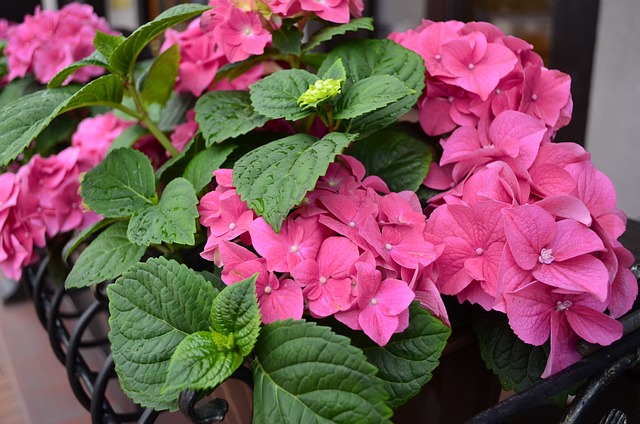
[468,63,475,70]
[319,276,327,285]
[495,88,502,95]
[435,54,442,61]
[290,245,299,253]
[348,221,356,228]
[531,93,538,101]
[370,298,378,305]
[264,286,272,294]
[556,300,572,311]
[228,222,236,230]
[475,247,484,256]
[538,248,554,264]
[243,26,253,36]
[385,243,393,251]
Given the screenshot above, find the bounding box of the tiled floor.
[0,296,90,424]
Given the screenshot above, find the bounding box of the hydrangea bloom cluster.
[418,89,634,376]
[194,0,364,64]
[390,20,572,140]
[4,3,114,84]
[199,155,449,346]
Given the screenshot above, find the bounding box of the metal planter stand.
[20,250,640,423]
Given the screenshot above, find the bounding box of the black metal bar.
[560,354,639,423]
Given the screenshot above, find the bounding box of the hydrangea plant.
[0,1,636,422]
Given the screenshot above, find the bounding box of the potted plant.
[0,1,636,422]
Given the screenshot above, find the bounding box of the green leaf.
[214,50,275,84]
[346,123,433,192]
[303,17,374,52]
[109,4,211,75]
[128,178,198,246]
[35,113,81,155]
[108,124,149,152]
[157,91,196,132]
[319,57,346,81]
[59,74,125,113]
[164,331,243,393]
[352,303,451,409]
[94,31,126,58]
[0,76,41,109]
[141,44,180,106]
[108,257,218,411]
[47,51,109,88]
[253,320,392,424]
[195,91,269,146]
[65,221,146,289]
[234,132,356,231]
[272,25,302,56]
[210,275,261,357]
[62,218,118,261]
[183,144,237,192]
[249,69,318,121]
[318,39,425,138]
[81,148,156,218]
[0,86,77,166]
[473,310,547,393]
[334,75,414,120]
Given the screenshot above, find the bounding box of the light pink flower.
[72,112,135,171]
[214,8,272,63]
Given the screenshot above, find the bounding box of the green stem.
[126,80,179,157]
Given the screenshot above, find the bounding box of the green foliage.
[347,123,433,192]
[318,39,425,137]
[303,17,374,52]
[47,51,109,88]
[164,276,260,394]
[93,31,126,58]
[62,218,118,261]
[109,4,211,75]
[81,148,156,218]
[108,257,218,411]
[334,75,414,120]
[234,132,356,231]
[164,331,244,393]
[141,44,180,106]
[65,221,146,289]
[183,144,237,192]
[351,303,451,409]
[253,320,393,424]
[195,91,269,145]
[319,58,346,81]
[473,310,547,393]
[0,86,76,166]
[249,69,319,121]
[272,24,302,56]
[127,178,199,246]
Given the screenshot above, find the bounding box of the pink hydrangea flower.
[72,113,135,171]
[5,4,114,84]
[214,8,272,63]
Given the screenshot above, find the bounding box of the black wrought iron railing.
[18,220,640,424]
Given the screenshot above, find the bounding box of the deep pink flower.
[214,8,272,63]
[518,64,572,129]
[72,113,135,171]
[505,281,622,377]
[249,215,326,272]
[439,32,517,101]
[292,236,359,317]
[335,262,415,346]
[218,241,304,323]
[501,205,609,301]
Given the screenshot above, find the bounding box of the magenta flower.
[214,8,272,63]
[505,281,622,377]
[518,64,572,129]
[249,215,326,273]
[72,113,135,171]
[335,262,415,346]
[501,204,609,301]
[292,236,359,317]
[218,241,304,323]
[440,31,517,101]
[426,201,505,309]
